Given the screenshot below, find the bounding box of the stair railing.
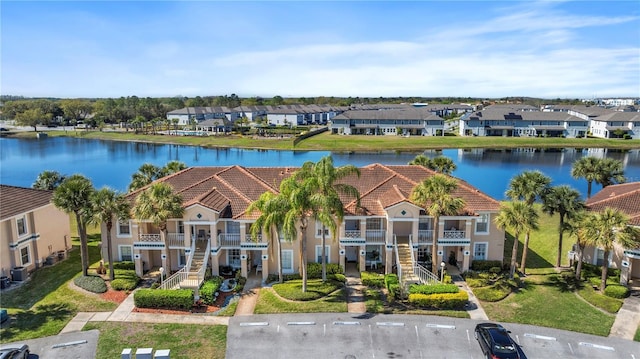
[394,235,402,284]
[408,235,439,285]
[196,239,211,286]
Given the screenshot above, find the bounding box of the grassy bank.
[10,129,640,151]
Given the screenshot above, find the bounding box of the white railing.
[185,238,197,273]
[414,263,440,285]
[138,234,161,242]
[443,230,466,239]
[195,239,211,286]
[167,233,185,247]
[417,230,433,243]
[219,233,241,247]
[245,233,263,242]
[344,230,361,238]
[394,235,402,284]
[159,268,189,290]
[366,230,386,243]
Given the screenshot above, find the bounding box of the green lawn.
[635,325,640,342]
[576,284,623,314]
[254,288,348,314]
[84,322,227,359]
[272,279,343,301]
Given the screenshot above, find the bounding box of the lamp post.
[440,261,446,282]
[159,267,165,285]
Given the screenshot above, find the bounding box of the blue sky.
[2,1,639,99]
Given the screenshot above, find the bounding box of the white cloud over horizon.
[2,1,638,99]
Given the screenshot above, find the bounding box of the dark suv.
[474,323,522,359]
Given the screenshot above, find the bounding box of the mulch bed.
[100,288,129,304]
[132,290,235,315]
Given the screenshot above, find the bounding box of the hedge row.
[134,289,194,309]
[408,291,468,309]
[306,263,344,279]
[200,277,224,305]
[109,261,135,270]
[604,285,629,299]
[361,272,385,287]
[74,275,107,293]
[110,269,140,291]
[470,260,503,271]
[385,274,401,300]
[408,284,459,295]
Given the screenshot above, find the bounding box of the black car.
[474,323,521,359]
[0,344,29,359]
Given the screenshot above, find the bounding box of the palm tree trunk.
[520,232,529,275]
[431,217,439,274]
[301,226,307,293]
[587,181,593,199]
[600,250,610,292]
[77,216,89,276]
[510,233,519,279]
[321,225,327,282]
[556,215,565,268]
[107,225,115,281]
[575,244,585,280]
[163,229,172,275]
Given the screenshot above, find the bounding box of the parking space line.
[239,322,268,327]
[524,333,557,341]
[578,342,615,351]
[415,325,420,343]
[333,321,361,325]
[516,334,520,345]
[466,329,470,344]
[426,324,456,329]
[376,322,405,327]
[287,321,316,325]
[52,340,88,348]
[568,342,574,355]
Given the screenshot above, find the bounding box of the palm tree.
[128,163,162,192]
[296,156,360,281]
[408,154,432,167]
[595,158,626,189]
[131,182,184,272]
[247,191,290,283]
[495,201,539,278]
[279,176,314,292]
[52,175,95,276]
[505,170,550,274]
[571,157,601,198]
[430,156,457,174]
[565,210,592,280]
[588,207,640,291]
[33,170,66,190]
[410,174,466,274]
[542,185,585,268]
[160,160,187,177]
[88,187,131,281]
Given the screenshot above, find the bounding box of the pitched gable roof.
[0,185,55,220]
[586,182,640,226]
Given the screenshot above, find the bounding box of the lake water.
[1,137,639,200]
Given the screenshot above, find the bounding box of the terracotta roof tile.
[0,185,54,220]
[586,182,640,226]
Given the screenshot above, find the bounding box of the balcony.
[417,230,434,244]
[138,234,161,242]
[366,230,386,244]
[167,233,186,248]
[134,233,164,250]
[438,230,470,244]
[344,230,362,239]
[443,230,466,239]
[219,233,240,247]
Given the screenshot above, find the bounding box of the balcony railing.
[167,233,186,247]
[417,230,434,244]
[442,230,466,239]
[245,233,263,242]
[366,230,386,244]
[219,233,241,247]
[344,230,362,238]
[138,234,161,242]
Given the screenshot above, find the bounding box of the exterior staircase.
[179,239,208,289]
[396,243,420,286]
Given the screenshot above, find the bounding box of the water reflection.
[1,137,638,199]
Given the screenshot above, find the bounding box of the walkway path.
[345,274,366,313]
[234,275,262,316]
[609,291,640,340]
[451,275,489,320]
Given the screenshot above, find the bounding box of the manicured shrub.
[443,274,453,284]
[134,289,194,309]
[331,273,346,283]
[473,280,513,302]
[306,263,344,279]
[489,267,502,274]
[604,285,629,299]
[75,275,107,293]
[385,274,399,289]
[408,291,468,309]
[111,278,137,291]
[273,279,341,301]
[588,276,601,287]
[361,272,385,287]
[409,284,459,295]
[466,278,488,288]
[471,260,503,271]
[200,277,223,304]
[110,261,135,270]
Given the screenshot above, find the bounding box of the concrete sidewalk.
[452,277,489,320]
[234,275,263,316]
[609,293,640,340]
[345,274,366,313]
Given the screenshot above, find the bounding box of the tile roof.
[0,185,55,220]
[126,164,501,220]
[586,182,640,226]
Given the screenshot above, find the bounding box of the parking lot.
[227,313,640,359]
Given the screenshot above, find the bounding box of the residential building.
[588,111,640,139]
[330,108,445,136]
[166,107,236,126]
[459,105,588,138]
[0,185,71,280]
[585,182,640,285]
[107,164,504,289]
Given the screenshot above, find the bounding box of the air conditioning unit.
[10,267,28,281]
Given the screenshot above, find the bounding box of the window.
[315,221,330,237]
[20,246,30,266]
[417,247,431,264]
[595,248,611,266]
[367,218,383,230]
[476,214,489,234]
[16,216,27,236]
[227,221,240,234]
[281,250,294,273]
[178,221,184,234]
[119,245,133,261]
[474,242,488,260]
[228,249,241,269]
[117,220,131,237]
[315,245,331,263]
[178,250,186,267]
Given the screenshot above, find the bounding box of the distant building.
[330,108,445,136]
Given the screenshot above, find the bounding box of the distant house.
[585,182,640,285]
[589,112,640,139]
[330,108,445,136]
[0,185,71,280]
[459,105,588,138]
[265,106,305,126]
[166,107,236,126]
[196,118,233,134]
